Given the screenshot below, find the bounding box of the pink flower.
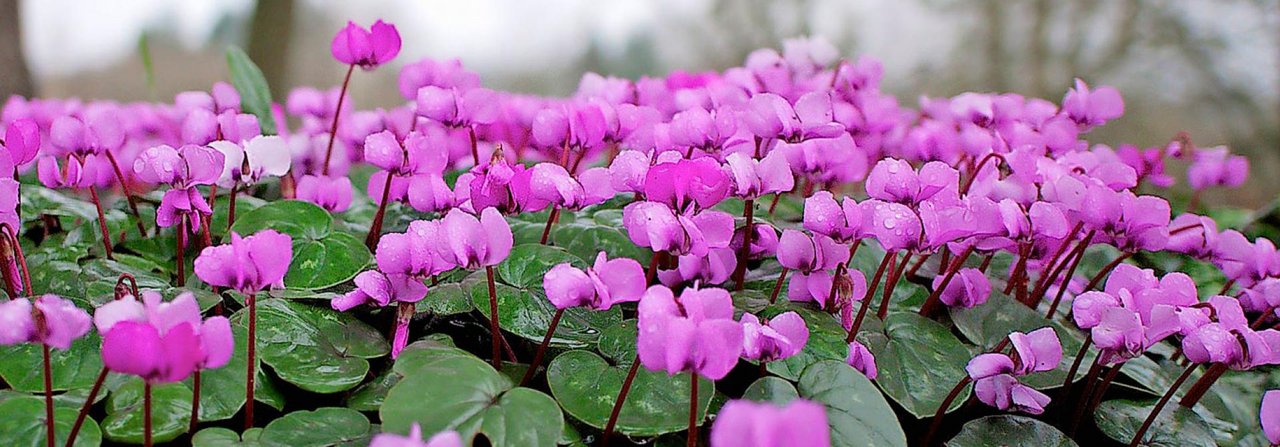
[742,92,845,143]
[622,202,734,258]
[332,271,429,312]
[1187,146,1248,191]
[2,118,40,166]
[1062,79,1123,130]
[95,291,233,383]
[331,20,401,69]
[369,424,462,447]
[0,294,91,350]
[802,191,865,243]
[398,58,481,100]
[724,151,794,199]
[436,208,513,270]
[194,230,293,294]
[643,158,731,213]
[931,268,991,309]
[134,144,225,231]
[416,86,499,128]
[636,285,742,380]
[543,252,646,310]
[740,311,809,363]
[49,114,122,157]
[846,340,877,379]
[297,175,354,212]
[1262,390,1280,445]
[709,399,831,447]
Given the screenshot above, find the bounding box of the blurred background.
[1,0,1277,206]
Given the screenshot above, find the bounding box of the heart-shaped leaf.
[230,200,331,240]
[0,334,103,393]
[0,395,102,447]
[1094,399,1215,447]
[496,244,586,288]
[102,379,192,444]
[552,223,653,265]
[235,299,389,394]
[766,305,876,381]
[417,281,477,316]
[862,312,973,417]
[258,408,372,447]
[381,341,564,447]
[187,324,286,422]
[547,350,712,437]
[742,376,799,405]
[797,360,906,447]
[947,415,1078,447]
[284,232,371,290]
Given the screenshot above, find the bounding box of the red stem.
[1029,222,1084,301]
[846,251,894,342]
[602,360,643,446]
[539,207,560,245]
[176,219,187,286]
[920,376,972,446]
[469,126,480,167]
[365,171,395,250]
[103,150,147,238]
[732,199,755,291]
[1068,355,1106,435]
[486,266,505,369]
[1179,363,1228,408]
[520,308,564,386]
[768,268,788,304]
[1045,234,1094,319]
[143,383,152,447]
[1082,252,1134,293]
[86,185,115,260]
[876,251,908,319]
[1060,334,1093,394]
[65,369,108,447]
[226,182,239,232]
[321,64,355,176]
[245,293,257,429]
[919,246,974,317]
[43,343,54,447]
[687,371,699,447]
[1128,364,1198,447]
[189,371,201,434]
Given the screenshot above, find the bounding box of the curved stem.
[645,251,663,285]
[486,266,505,369]
[364,172,395,250]
[321,65,355,176]
[43,343,54,447]
[143,383,152,447]
[65,368,108,447]
[960,152,1007,196]
[919,246,974,317]
[1068,355,1106,435]
[245,293,257,429]
[731,199,755,290]
[226,182,240,232]
[1082,252,1134,293]
[189,371,201,434]
[768,268,788,304]
[1060,334,1093,394]
[876,251,908,319]
[920,376,972,447]
[846,251,894,342]
[687,372,699,447]
[1128,364,1198,447]
[469,126,480,167]
[520,308,564,386]
[601,360,643,446]
[1044,231,1096,318]
[766,191,783,217]
[86,185,114,260]
[1179,363,1227,408]
[1029,223,1084,301]
[103,150,147,238]
[539,207,560,245]
[176,219,187,286]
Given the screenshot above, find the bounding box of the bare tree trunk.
[247,0,295,93]
[0,0,34,98]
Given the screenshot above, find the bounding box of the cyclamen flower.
[376,222,455,278]
[658,248,737,287]
[724,151,794,199]
[864,159,959,206]
[331,20,401,69]
[416,86,499,129]
[210,135,292,187]
[1062,79,1123,130]
[931,268,991,309]
[1166,213,1218,259]
[1262,390,1280,446]
[732,223,780,261]
[622,202,734,258]
[709,399,831,447]
[637,285,743,380]
[398,58,481,100]
[668,107,737,153]
[1187,146,1248,191]
[436,208,513,270]
[846,340,878,379]
[511,163,612,212]
[2,118,40,166]
[133,144,225,232]
[803,191,865,243]
[740,311,809,363]
[965,327,1061,415]
[297,175,354,212]
[370,424,462,447]
[95,291,233,383]
[542,252,645,310]
[532,102,608,151]
[643,158,732,213]
[194,230,293,294]
[49,114,123,157]
[0,294,91,350]
[742,92,845,143]
[332,271,428,312]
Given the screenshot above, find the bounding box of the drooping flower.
[709,399,831,447]
[724,151,794,199]
[931,268,991,309]
[543,252,645,310]
[331,20,401,69]
[133,144,225,232]
[210,135,292,187]
[0,294,91,350]
[95,291,233,383]
[193,230,293,294]
[964,327,1060,414]
[636,285,743,380]
[622,202,734,258]
[846,340,877,379]
[2,118,40,167]
[436,208,513,270]
[740,311,809,363]
[1187,146,1248,191]
[1062,79,1123,130]
[742,92,845,143]
[643,158,732,213]
[802,191,865,243]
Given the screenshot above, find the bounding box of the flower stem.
[486,266,505,370]
[602,360,643,447]
[1068,355,1105,435]
[846,251,895,342]
[43,343,54,447]
[920,376,972,447]
[1060,334,1093,394]
[103,150,147,238]
[1179,363,1227,408]
[1044,231,1096,318]
[1029,222,1084,302]
[520,308,564,386]
[1082,252,1134,293]
[1128,364,1198,447]
[86,185,114,260]
[687,372,699,447]
[768,268,788,304]
[226,182,239,232]
[143,383,152,447]
[364,172,395,250]
[176,219,187,286]
[245,293,257,429]
[731,199,755,291]
[919,246,974,317]
[645,251,663,285]
[65,368,107,447]
[189,371,201,434]
[469,126,480,167]
[539,206,560,245]
[876,251,909,319]
[321,65,355,176]
[766,191,783,217]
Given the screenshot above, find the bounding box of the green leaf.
[226,46,277,135]
[742,376,799,405]
[102,379,192,444]
[947,415,1078,447]
[236,299,389,394]
[381,342,564,447]
[950,293,1094,389]
[1094,399,1215,447]
[284,232,372,290]
[416,282,476,316]
[187,325,285,422]
[0,395,102,447]
[209,195,267,238]
[796,360,906,447]
[862,312,973,417]
[552,223,653,265]
[0,334,103,392]
[230,200,332,240]
[193,427,263,447]
[547,350,712,437]
[496,244,587,288]
[597,319,638,366]
[766,306,868,381]
[258,408,372,447]
[345,370,400,412]
[468,280,621,349]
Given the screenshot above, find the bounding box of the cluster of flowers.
[2,16,1277,447]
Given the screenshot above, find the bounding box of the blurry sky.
[13,0,1280,205]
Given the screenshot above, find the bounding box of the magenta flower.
[416,86,499,129]
[846,340,878,379]
[622,202,734,258]
[457,155,519,213]
[724,151,794,199]
[742,92,845,143]
[437,208,513,270]
[607,150,655,194]
[49,115,122,157]
[0,176,16,229]
[931,267,991,309]
[1187,146,1248,191]
[398,57,481,100]
[36,154,87,189]
[972,373,1051,415]
[862,200,923,252]
[668,107,738,153]
[510,163,601,212]
[0,294,91,350]
[643,158,731,213]
[134,144,225,232]
[95,291,233,383]
[964,327,1060,414]
[1263,390,1280,445]
[864,159,959,206]
[709,399,831,447]
[659,248,737,287]
[803,191,865,243]
[331,20,401,69]
[297,175,354,212]
[1062,79,1123,130]
[2,118,40,166]
[740,311,809,363]
[375,224,454,278]
[732,223,780,261]
[193,230,293,294]
[370,424,463,447]
[332,271,428,312]
[636,285,743,380]
[1166,213,1218,259]
[532,102,608,151]
[543,252,646,310]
